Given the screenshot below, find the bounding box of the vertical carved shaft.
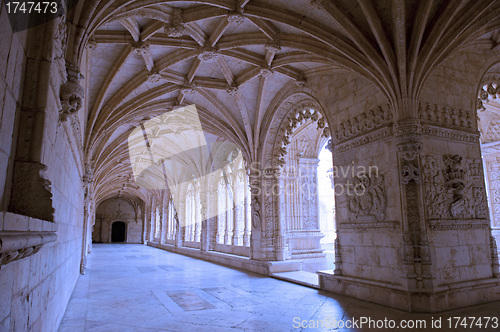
[243,182,251,247]
[232,181,242,245]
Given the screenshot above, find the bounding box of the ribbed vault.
[63,0,500,204]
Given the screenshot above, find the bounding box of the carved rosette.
[166,25,187,37]
[226,84,238,96]
[181,83,196,94]
[260,66,273,78]
[133,41,150,56]
[147,70,161,83]
[197,47,219,62]
[227,13,245,24]
[401,163,420,184]
[165,8,187,37]
[60,65,84,122]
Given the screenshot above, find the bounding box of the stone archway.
[259,92,331,263]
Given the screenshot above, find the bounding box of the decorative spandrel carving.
[478,81,500,111]
[335,104,392,143]
[348,173,387,222]
[273,106,329,167]
[483,114,500,143]
[422,154,488,219]
[418,102,472,130]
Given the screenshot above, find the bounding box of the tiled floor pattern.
[59,244,500,331]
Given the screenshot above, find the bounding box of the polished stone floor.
[59,244,500,331]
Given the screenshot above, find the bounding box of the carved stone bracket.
[59,64,84,122]
[0,231,57,267]
[9,161,55,221]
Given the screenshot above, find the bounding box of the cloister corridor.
[58,244,500,332]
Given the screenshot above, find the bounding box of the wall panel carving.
[348,173,387,222]
[422,154,488,220]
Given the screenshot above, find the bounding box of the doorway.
[111,221,126,242]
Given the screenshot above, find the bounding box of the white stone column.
[232,173,244,246]
[243,180,251,247]
[160,198,167,244]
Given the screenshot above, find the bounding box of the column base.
[318,271,500,313]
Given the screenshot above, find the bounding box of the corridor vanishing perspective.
[2,0,500,330]
[59,245,500,332]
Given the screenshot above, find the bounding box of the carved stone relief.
[348,173,387,222]
[335,104,392,143]
[422,154,488,219]
[478,81,500,111]
[59,65,84,121]
[487,160,500,227]
[274,107,329,167]
[418,102,472,130]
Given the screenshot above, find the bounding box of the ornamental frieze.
[335,104,392,143]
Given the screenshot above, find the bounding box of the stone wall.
[93,198,144,243]
[0,5,85,330]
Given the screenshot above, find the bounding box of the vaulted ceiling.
[69,0,500,203]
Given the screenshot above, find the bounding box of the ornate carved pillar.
[160,197,167,244]
[200,196,209,251]
[483,156,500,262]
[394,120,434,291]
[243,180,251,247]
[224,187,231,245]
[232,173,244,246]
[249,168,263,260]
[80,163,94,275]
[174,210,181,247]
[266,167,288,261]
